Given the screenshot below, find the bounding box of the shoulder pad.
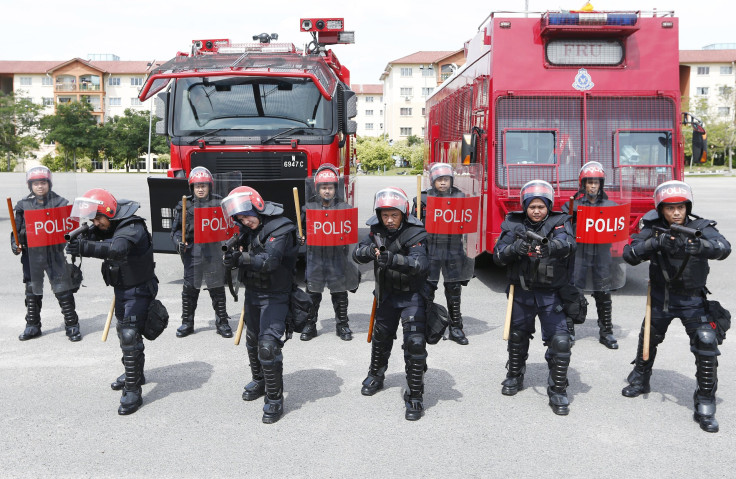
[642,209,659,223]
[261,201,284,216]
[259,216,295,240]
[405,215,424,227]
[113,200,140,220]
[398,225,427,247]
[547,211,569,226]
[500,213,525,232]
[366,215,380,226]
[688,217,716,230]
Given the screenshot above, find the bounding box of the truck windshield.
[616,131,672,165]
[173,76,332,135]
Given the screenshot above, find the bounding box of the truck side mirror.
[154,92,168,136]
[460,132,476,164]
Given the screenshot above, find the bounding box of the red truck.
[139,18,356,252]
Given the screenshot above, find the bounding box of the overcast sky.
[3,0,733,84]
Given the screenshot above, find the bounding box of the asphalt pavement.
[0,172,734,478]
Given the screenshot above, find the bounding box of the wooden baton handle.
[503,284,515,341]
[293,187,303,238]
[101,297,116,342]
[234,302,246,345]
[643,282,652,360]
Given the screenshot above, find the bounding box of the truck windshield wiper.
[262,127,308,144]
[189,128,227,145]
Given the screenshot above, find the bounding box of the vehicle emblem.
[572,68,594,91]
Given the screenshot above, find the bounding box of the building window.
[41,77,53,86]
[400,108,412,116]
[365,123,374,130]
[365,110,373,116]
[42,97,54,107]
[696,87,709,95]
[131,77,143,86]
[379,110,383,116]
[697,66,710,75]
[400,87,413,96]
[400,127,412,136]
[422,108,426,116]
[109,77,121,86]
[718,107,730,116]
[20,77,32,86]
[421,67,434,77]
[400,67,413,77]
[422,127,426,137]
[720,66,733,75]
[379,123,383,129]
[131,97,142,107]
[718,86,732,96]
[422,87,433,97]
[365,96,374,103]
[109,97,122,106]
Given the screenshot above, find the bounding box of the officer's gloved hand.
[512,238,531,256]
[176,242,187,255]
[657,233,679,253]
[376,250,394,268]
[298,235,306,246]
[66,239,82,257]
[11,242,22,255]
[354,245,376,262]
[685,238,708,256]
[223,251,242,269]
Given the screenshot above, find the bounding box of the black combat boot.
[547,334,572,416]
[259,340,284,424]
[445,283,468,345]
[332,292,353,341]
[118,327,145,415]
[210,287,233,338]
[693,347,719,432]
[361,325,392,396]
[300,292,320,341]
[111,355,146,391]
[242,331,265,401]
[622,326,659,397]
[19,284,42,341]
[593,291,618,349]
[176,285,198,337]
[501,329,530,396]
[56,291,82,342]
[403,329,427,421]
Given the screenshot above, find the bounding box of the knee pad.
[405,333,427,357]
[509,329,530,344]
[549,334,572,358]
[691,327,720,357]
[401,316,425,335]
[119,327,142,351]
[258,340,282,364]
[372,322,391,343]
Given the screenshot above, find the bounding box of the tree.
[39,101,99,171]
[356,136,393,172]
[103,109,158,172]
[0,91,42,171]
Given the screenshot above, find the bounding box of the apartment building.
[680,46,736,121]
[351,84,384,137]
[380,50,465,141]
[0,55,160,123]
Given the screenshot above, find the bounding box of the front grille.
[190,151,308,180]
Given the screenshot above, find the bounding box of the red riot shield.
[24,175,79,295]
[304,175,360,293]
[421,163,483,283]
[572,170,631,292]
[192,173,241,290]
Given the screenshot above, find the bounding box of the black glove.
[11,242,21,255]
[684,238,709,256]
[657,233,678,253]
[66,239,81,257]
[377,250,394,268]
[512,238,531,256]
[223,251,242,269]
[354,245,377,262]
[298,235,306,246]
[176,242,187,255]
[539,241,553,258]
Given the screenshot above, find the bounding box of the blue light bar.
[547,12,638,27]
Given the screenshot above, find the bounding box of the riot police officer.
[622,180,730,433]
[300,164,360,341]
[171,167,233,338]
[412,162,472,345]
[562,161,620,349]
[11,166,82,342]
[221,186,298,424]
[66,189,159,415]
[353,187,429,421]
[493,180,576,415]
